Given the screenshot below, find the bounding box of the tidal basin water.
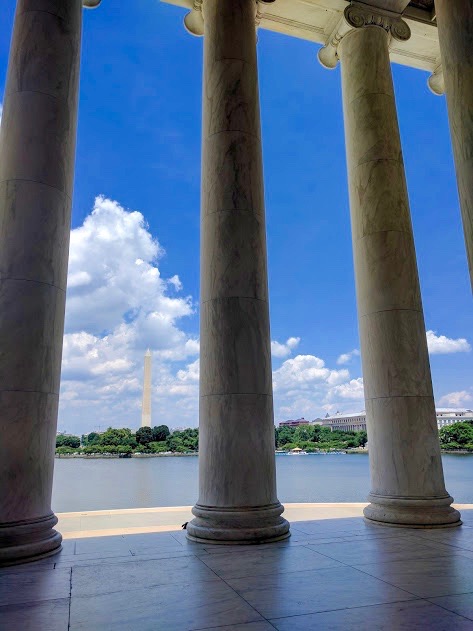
[52,453,473,513]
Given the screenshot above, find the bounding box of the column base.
[0,513,62,566]
[364,493,462,528]
[186,502,290,544]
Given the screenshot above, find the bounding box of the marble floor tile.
[128,541,185,555]
[202,538,305,555]
[56,548,195,568]
[406,527,473,551]
[69,578,264,630]
[307,535,457,565]
[300,536,353,546]
[0,558,56,574]
[71,555,218,597]
[74,535,131,556]
[430,592,473,621]
[0,567,71,606]
[56,550,133,564]
[353,555,473,598]
[197,623,275,631]
[0,597,70,631]
[125,532,186,554]
[200,544,343,580]
[270,599,473,630]
[227,565,415,619]
[292,518,398,539]
[59,539,76,555]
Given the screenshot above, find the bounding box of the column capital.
[318,1,411,69]
[184,0,204,36]
[428,63,445,96]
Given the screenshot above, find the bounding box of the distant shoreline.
[55,449,473,459]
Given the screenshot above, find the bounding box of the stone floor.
[1,504,473,630]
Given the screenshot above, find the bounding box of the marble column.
[435,0,473,292]
[186,0,289,544]
[0,0,89,566]
[325,5,461,527]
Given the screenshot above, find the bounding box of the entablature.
[162,0,440,78]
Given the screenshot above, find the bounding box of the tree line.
[439,422,473,450]
[55,420,473,456]
[275,424,368,451]
[56,425,198,455]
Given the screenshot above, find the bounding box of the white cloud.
[438,390,473,408]
[168,275,183,291]
[58,196,200,433]
[272,354,365,421]
[271,337,300,358]
[273,355,349,391]
[58,197,372,432]
[328,377,365,401]
[0,103,3,124]
[337,349,360,365]
[426,330,471,354]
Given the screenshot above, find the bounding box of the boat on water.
[287,447,308,455]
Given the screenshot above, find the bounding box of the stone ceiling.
[409,0,435,10]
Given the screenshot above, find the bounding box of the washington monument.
[141,349,152,427]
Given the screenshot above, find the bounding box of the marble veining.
[338,19,459,527]
[200,208,269,303]
[436,0,473,291]
[0,0,82,565]
[188,0,288,543]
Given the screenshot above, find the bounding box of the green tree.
[136,426,154,445]
[294,425,321,443]
[117,445,133,456]
[166,436,182,452]
[100,427,136,447]
[275,426,295,447]
[149,441,169,453]
[84,432,101,446]
[56,446,76,455]
[56,434,80,449]
[356,431,368,447]
[152,425,170,442]
[440,423,473,449]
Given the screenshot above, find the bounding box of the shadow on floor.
[1,509,473,630]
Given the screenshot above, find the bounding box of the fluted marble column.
[0,0,93,566]
[186,0,289,544]
[322,5,461,528]
[435,0,473,292]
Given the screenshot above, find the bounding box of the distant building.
[278,418,310,428]
[312,412,367,433]
[436,409,473,429]
[311,409,473,432]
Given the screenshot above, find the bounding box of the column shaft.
[187,0,289,543]
[0,0,82,565]
[435,0,473,292]
[339,25,460,527]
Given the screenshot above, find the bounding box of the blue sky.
[1,0,471,433]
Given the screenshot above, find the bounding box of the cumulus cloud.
[59,196,199,433]
[58,196,371,432]
[273,355,349,391]
[337,349,360,365]
[328,377,365,401]
[426,330,471,354]
[271,353,365,421]
[438,390,473,408]
[271,337,300,358]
